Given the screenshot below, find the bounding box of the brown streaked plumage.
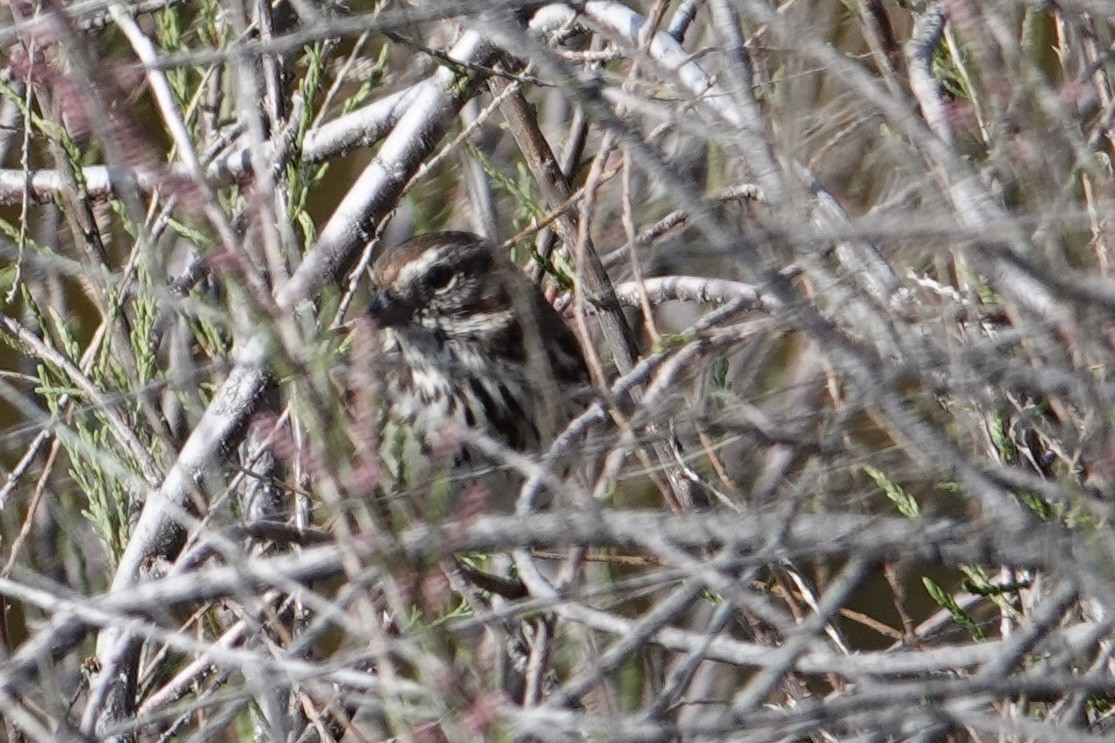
[366,232,590,508]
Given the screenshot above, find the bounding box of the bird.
[364,231,591,513]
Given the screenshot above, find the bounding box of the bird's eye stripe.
[426,265,456,291]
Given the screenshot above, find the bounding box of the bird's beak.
[367,289,411,327]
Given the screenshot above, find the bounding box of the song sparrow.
[366,231,590,509]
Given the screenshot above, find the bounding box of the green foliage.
[31,308,133,563]
[288,41,333,252]
[342,45,389,115]
[5,1,1115,738]
[527,246,575,291]
[465,144,547,234]
[711,355,730,389]
[154,5,191,106]
[864,465,919,518]
[960,566,1030,599]
[922,576,985,641]
[932,39,969,101]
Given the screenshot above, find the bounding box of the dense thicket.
[3,2,1115,741]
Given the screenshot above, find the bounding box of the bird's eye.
[426,265,457,292]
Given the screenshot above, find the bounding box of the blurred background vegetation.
[3,0,1115,741]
